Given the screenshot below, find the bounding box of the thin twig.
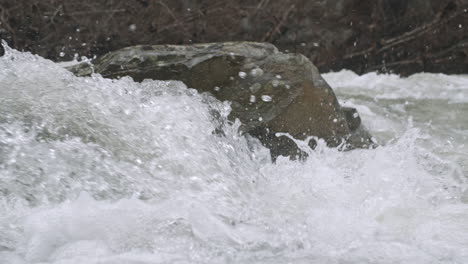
[157,0,189,36]
[343,4,468,59]
[261,4,295,42]
[377,7,467,53]
[45,9,126,16]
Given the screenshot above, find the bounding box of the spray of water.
[0,46,467,263]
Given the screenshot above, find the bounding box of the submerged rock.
[67,42,374,159]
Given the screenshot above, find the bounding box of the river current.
[0,46,467,263]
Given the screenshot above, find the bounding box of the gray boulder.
[67,42,374,159]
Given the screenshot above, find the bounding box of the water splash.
[0,47,467,263]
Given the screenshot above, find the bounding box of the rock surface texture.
[68,42,374,159]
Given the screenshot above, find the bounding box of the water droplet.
[285,84,291,89]
[59,52,65,57]
[129,24,137,31]
[214,86,220,92]
[250,68,264,77]
[300,42,306,47]
[275,75,282,79]
[258,117,263,121]
[272,80,280,87]
[250,95,256,103]
[313,42,319,47]
[261,95,272,102]
[333,118,338,123]
[238,71,247,79]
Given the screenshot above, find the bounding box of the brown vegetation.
[0,0,467,75]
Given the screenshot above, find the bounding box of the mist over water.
[0,47,467,263]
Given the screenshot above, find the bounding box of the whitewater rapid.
[0,46,467,264]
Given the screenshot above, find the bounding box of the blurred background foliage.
[0,0,467,75]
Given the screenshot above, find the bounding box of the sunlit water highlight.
[0,46,467,263]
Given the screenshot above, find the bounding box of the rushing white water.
[0,46,467,264]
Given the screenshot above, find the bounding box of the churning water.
[0,46,467,264]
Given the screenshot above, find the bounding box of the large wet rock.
[68,42,374,159]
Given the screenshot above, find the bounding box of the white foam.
[0,48,467,263]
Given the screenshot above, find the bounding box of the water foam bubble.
[1,47,467,263]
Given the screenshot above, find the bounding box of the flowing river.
[1,46,467,263]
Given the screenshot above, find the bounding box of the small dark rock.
[342,107,361,132]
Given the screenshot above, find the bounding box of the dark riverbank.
[1,0,467,75]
